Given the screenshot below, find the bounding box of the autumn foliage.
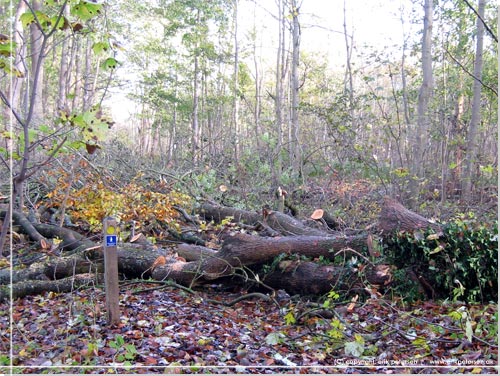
[42,161,191,234]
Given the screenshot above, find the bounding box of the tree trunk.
[462,0,485,201]
[199,202,330,236]
[10,0,28,116]
[28,0,45,126]
[1,273,102,302]
[57,5,70,112]
[378,196,442,236]
[232,0,240,162]
[191,10,201,164]
[411,0,433,201]
[273,0,286,185]
[251,1,263,154]
[290,0,301,176]
[151,232,373,292]
[5,197,446,300]
[263,262,392,295]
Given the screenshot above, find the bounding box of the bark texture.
[4,197,439,300]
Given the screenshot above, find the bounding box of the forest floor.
[1,172,498,374]
[2,281,498,374]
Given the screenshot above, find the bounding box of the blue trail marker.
[103,217,120,325]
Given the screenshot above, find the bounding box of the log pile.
[1,197,442,301]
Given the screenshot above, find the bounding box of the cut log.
[200,202,331,237]
[177,243,217,261]
[199,203,261,225]
[2,273,102,302]
[264,210,328,236]
[151,232,369,287]
[33,223,97,253]
[310,208,342,230]
[5,197,442,300]
[262,261,392,295]
[0,252,99,285]
[378,196,443,235]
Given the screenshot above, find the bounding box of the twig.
[445,48,498,97]
[333,247,375,267]
[126,279,195,295]
[461,0,497,43]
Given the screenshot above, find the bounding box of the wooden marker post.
[103,217,120,325]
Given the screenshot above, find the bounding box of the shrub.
[383,216,498,303]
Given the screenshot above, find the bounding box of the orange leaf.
[144,356,158,365]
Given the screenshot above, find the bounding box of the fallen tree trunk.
[262,261,392,295]
[4,197,443,300]
[199,203,261,226]
[1,273,102,302]
[0,252,100,285]
[378,196,443,235]
[151,232,370,289]
[2,245,164,301]
[199,203,330,236]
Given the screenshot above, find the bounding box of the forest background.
[0,0,498,261]
[0,0,498,371]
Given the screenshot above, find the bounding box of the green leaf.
[327,328,343,339]
[284,311,296,325]
[429,244,444,254]
[50,15,68,30]
[412,337,430,351]
[265,332,284,345]
[20,12,36,27]
[102,57,118,70]
[354,333,365,344]
[344,340,364,357]
[0,59,23,76]
[0,40,15,57]
[327,290,340,300]
[92,41,109,54]
[38,124,52,135]
[71,1,102,21]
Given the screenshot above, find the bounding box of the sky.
[109,0,418,124]
[238,0,414,67]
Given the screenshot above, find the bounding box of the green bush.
[384,217,498,304]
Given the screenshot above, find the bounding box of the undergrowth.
[383,214,498,304]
